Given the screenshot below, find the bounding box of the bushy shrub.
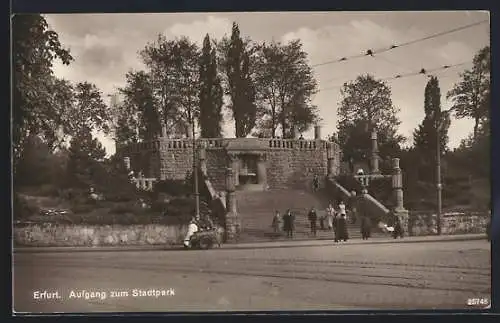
[154,179,190,197]
[108,202,143,215]
[166,197,195,217]
[32,184,60,197]
[150,200,170,213]
[71,204,94,214]
[13,194,40,219]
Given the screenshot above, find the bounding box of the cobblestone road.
[13,239,491,313]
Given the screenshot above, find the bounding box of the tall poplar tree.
[413,76,450,182]
[199,34,224,138]
[220,22,258,137]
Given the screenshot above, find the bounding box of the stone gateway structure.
[117,126,411,242]
[118,128,341,193]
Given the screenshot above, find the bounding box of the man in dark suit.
[308,207,318,236]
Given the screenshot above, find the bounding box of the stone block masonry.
[408,211,490,236]
[119,138,341,191]
[14,224,190,247]
[267,148,328,190]
[206,149,227,191]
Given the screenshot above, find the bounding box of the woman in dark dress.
[392,215,404,239]
[360,215,371,240]
[283,209,295,238]
[335,213,349,242]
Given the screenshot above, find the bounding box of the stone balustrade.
[268,138,329,149]
[120,137,335,153]
[131,177,156,191]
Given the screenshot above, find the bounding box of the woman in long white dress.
[183,218,199,248]
[326,203,335,231]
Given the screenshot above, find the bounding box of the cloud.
[164,15,232,44]
[45,13,488,155]
[432,41,477,63]
[277,19,481,148]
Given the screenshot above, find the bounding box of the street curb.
[13,234,488,253]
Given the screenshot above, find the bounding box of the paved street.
[13,239,491,313]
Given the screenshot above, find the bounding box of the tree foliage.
[142,35,201,137]
[114,36,201,142]
[337,74,404,165]
[199,34,224,138]
[253,40,319,138]
[117,71,160,143]
[447,46,490,140]
[12,14,73,164]
[66,129,107,189]
[219,23,258,137]
[413,76,451,181]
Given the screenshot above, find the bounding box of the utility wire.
[311,19,488,68]
[317,61,471,92]
[320,55,413,85]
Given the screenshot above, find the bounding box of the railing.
[268,139,329,149]
[120,137,336,153]
[131,177,157,191]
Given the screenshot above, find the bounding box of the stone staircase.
[235,189,389,242]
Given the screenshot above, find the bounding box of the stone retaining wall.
[408,211,490,236]
[119,138,339,191]
[266,148,328,190]
[14,224,190,247]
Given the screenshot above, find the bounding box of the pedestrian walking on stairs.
[308,207,318,236]
[326,203,335,231]
[272,210,282,235]
[360,215,371,240]
[335,201,349,242]
[312,174,320,192]
[283,209,295,238]
[392,215,404,239]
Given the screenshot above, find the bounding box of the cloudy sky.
[45,11,490,155]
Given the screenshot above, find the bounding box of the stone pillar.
[392,157,409,234]
[199,146,207,177]
[161,123,167,138]
[327,142,336,177]
[187,124,193,139]
[228,154,240,187]
[225,167,240,242]
[370,130,380,174]
[314,125,321,140]
[291,125,299,139]
[256,153,267,188]
[123,157,131,171]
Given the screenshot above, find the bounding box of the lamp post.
[192,121,200,218]
[436,107,453,235]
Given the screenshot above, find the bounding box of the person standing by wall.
[319,209,326,230]
[272,210,282,235]
[392,215,404,239]
[326,203,335,231]
[335,201,349,242]
[360,215,371,240]
[283,209,295,239]
[308,207,318,237]
[312,174,320,192]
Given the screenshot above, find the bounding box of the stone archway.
[225,139,269,191]
[228,152,267,190]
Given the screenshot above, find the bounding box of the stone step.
[233,188,387,243]
[237,228,388,243]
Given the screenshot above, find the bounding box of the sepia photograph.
[12,11,491,313]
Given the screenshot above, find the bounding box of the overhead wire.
[317,61,472,93]
[310,19,488,68]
